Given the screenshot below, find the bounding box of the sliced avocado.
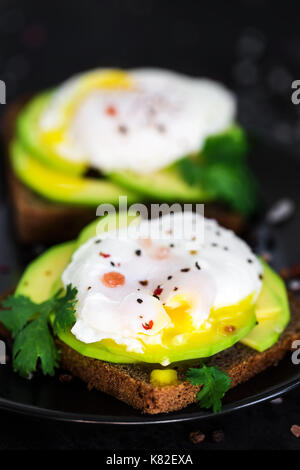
[15,221,134,363]
[108,125,247,203]
[109,167,215,202]
[15,237,256,365]
[75,213,140,248]
[17,92,87,176]
[240,261,290,352]
[16,93,249,206]
[11,140,139,206]
[15,227,288,364]
[16,240,75,303]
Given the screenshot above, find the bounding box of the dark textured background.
[0,0,300,451]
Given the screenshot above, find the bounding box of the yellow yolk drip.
[161,293,255,346]
[150,369,179,387]
[99,293,256,364]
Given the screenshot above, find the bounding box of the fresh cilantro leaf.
[0,295,38,336]
[0,285,78,377]
[201,125,248,166]
[176,126,257,215]
[13,311,59,377]
[176,158,204,187]
[52,284,77,335]
[186,364,231,413]
[199,163,258,215]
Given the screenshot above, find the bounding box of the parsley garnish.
[176,125,257,215]
[0,285,77,377]
[186,364,231,413]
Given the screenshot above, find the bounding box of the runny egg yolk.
[40,70,133,150]
[164,294,194,332]
[138,293,255,349]
[97,293,256,365]
[62,213,262,364]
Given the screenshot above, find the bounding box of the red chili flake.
[224,325,236,334]
[153,287,163,296]
[102,272,125,288]
[154,246,170,260]
[105,105,117,116]
[142,320,153,330]
[100,252,110,258]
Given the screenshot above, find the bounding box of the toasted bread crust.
[4,98,245,244]
[8,171,96,244]
[56,293,300,414]
[1,289,300,414]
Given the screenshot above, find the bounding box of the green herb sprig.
[176,125,257,215]
[186,364,231,413]
[0,285,77,377]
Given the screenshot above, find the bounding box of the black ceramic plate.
[0,139,300,425]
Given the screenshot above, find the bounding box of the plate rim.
[1,140,300,425]
[0,368,300,425]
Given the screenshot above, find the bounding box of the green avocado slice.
[11,140,139,206]
[15,238,256,364]
[16,92,243,205]
[15,214,290,364]
[240,260,290,352]
[16,240,76,303]
[75,212,140,249]
[17,92,87,176]
[109,168,216,202]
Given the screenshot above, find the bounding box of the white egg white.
[62,213,263,351]
[39,68,236,173]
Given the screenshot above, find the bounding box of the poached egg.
[62,213,263,361]
[39,68,236,174]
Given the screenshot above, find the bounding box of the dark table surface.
[1,0,300,452]
[0,388,299,450]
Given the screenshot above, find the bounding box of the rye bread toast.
[2,98,245,244]
[1,290,300,414]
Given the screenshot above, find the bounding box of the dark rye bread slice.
[56,293,300,414]
[0,290,300,414]
[2,97,245,244]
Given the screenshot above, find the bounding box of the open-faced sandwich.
[5,68,257,243]
[0,211,299,414]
